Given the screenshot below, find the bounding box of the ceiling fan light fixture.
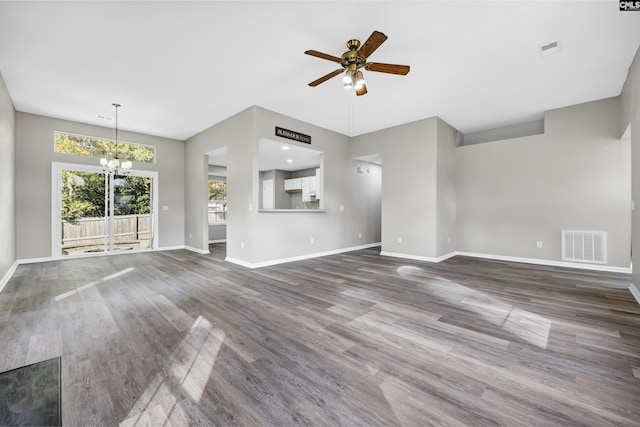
[305,31,409,95]
[354,70,365,88]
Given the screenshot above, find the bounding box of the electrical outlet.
[358,232,362,238]
[189,233,192,239]
[536,241,543,248]
[448,237,452,244]
[397,237,403,244]
[310,237,315,245]
[241,241,245,249]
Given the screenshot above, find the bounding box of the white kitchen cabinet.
[284,174,319,204]
[283,178,303,191]
[301,176,317,202]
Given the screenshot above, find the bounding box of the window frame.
[208,177,227,225]
[53,131,156,164]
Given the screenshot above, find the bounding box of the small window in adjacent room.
[208,179,227,223]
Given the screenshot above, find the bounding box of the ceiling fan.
[305,30,410,96]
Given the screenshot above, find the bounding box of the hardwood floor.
[1,245,639,426]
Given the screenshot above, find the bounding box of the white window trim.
[51,162,159,259]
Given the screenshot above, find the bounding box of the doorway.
[207,147,228,258]
[52,162,158,258]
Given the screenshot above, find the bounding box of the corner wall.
[456,97,631,269]
[0,71,16,287]
[621,46,640,294]
[184,107,255,258]
[251,107,378,264]
[351,116,457,261]
[436,118,458,256]
[185,105,381,266]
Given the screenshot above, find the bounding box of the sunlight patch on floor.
[394,265,552,349]
[171,316,225,403]
[120,316,225,426]
[54,267,135,302]
[441,276,551,349]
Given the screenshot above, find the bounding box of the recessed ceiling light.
[282,146,290,150]
[286,159,293,163]
[540,40,561,57]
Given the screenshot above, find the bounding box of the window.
[54,132,155,163]
[208,179,227,223]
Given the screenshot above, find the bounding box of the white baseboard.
[0,261,19,293]
[209,239,227,244]
[380,251,457,264]
[19,246,188,265]
[158,245,186,251]
[629,283,640,305]
[224,257,254,268]
[17,256,53,265]
[457,251,632,274]
[184,245,210,255]
[225,242,381,269]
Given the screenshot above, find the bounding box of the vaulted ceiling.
[1,1,639,141]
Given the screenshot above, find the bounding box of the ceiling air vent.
[562,230,607,264]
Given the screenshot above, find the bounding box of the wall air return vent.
[561,230,607,264]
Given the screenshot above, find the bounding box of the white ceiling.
[258,138,322,171]
[1,1,639,141]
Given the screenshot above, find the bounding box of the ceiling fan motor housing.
[341,39,366,69]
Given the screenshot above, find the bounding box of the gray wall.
[185,105,381,265]
[252,107,378,263]
[0,72,16,282]
[185,107,255,258]
[259,169,290,209]
[346,160,382,248]
[15,112,185,259]
[463,120,544,145]
[436,118,458,256]
[351,116,455,259]
[621,46,640,286]
[380,118,438,257]
[456,97,631,268]
[209,224,226,241]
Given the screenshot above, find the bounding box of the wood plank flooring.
[1,245,639,426]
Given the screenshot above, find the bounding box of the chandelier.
[100,103,132,174]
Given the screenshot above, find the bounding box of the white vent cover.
[562,230,607,264]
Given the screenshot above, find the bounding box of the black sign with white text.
[620,1,640,11]
[275,127,312,144]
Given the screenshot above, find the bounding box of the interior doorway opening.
[207,147,228,259]
[353,153,382,247]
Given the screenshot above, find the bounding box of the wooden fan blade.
[304,50,342,63]
[366,62,410,75]
[357,31,388,59]
[308,69,343,87]
[355,83,368,96]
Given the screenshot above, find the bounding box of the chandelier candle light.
[100,103,132,174]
